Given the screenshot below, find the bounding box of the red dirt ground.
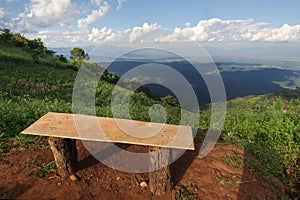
[0,140,287,200]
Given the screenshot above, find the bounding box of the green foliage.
[0,29,67,66]
[30,161,57,178]
[223,151,244,170]
[0,79,70,141]
[70,47,89,68]
[175,184,198,200]
[70,47,89,60]
[204,95,300,186]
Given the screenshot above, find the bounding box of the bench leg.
[149,147,173,195]
[48,137,77,180]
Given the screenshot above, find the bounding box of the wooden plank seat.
[22,112,195,195]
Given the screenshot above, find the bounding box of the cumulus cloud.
[84,20,300,44]
[22,18,300,47]
[87,22,161,43]
[77,1,110,29]
[156,18,300,42]
[129,22,160,42]
[88,27,121,42]
[242,24,300,42]
[13,0,77,31]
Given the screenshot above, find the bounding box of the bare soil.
[0,140,287,200]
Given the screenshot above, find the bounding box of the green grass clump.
[30,161,57,178]
[175,184,198,200]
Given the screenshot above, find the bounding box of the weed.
[215,174,242,187]
[15,135,48,151]
[175,184,198,200]
[244,158,279,188]
[30,161,57,178]
[223,151,244,170]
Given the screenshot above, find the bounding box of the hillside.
[0,32,299,199]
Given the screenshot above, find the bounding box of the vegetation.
[175,184,198,200]
[206,94,300,187]
[30,161,57,178]
[0,29,299,196]
[70,47,90,68]
[0,29,181,152]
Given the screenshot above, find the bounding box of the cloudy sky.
[1,0,300,63]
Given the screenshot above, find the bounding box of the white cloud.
[88,27,121,42]
[129,22,160,42]
[0,7,6,19]
[87,23,161,43]
[242,24,300,42]
[23,18,300,47]
[156,18,300,42]
[14,0,77,31]
[77,1,110,29]
[116,0,127,10]
[25,29,89,47]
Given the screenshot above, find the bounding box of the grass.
[244,157,282,190]
[215,175,242,187]
[30,161,57,178]
[15,135,48,151]
[223,151,244,170]
[218,95,300,187]
[175,184,198,200]
[221,150,293,198]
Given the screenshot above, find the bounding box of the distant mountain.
[104,60,300,106]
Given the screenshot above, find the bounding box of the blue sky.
[0,0,300,63]
[103,0,300,29]
[2,0,300,29]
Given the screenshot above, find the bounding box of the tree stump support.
[48,137,77,180]
[149,147,173,195]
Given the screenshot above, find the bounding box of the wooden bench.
[22,112,194,195]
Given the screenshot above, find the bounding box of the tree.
[28,38,46,63]
[70,47,89,68]
[70,47,89,60]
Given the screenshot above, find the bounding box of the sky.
[0,0,300,63]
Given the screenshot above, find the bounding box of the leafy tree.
[70,47,89,68]
[27,38,46,63]
[28,38,46,52]
[70,47,89,60]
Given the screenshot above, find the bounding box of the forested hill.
[0,29,182,138]
[0,29,72,69]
